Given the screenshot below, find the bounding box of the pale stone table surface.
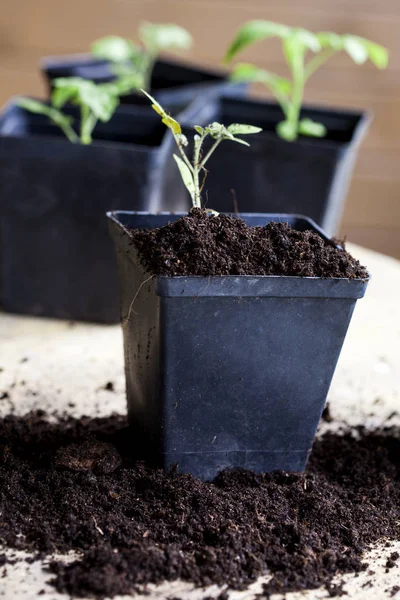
[0,244,399,599]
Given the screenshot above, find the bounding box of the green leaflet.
[173,155,195,202]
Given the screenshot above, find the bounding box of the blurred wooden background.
[1,0,399,258]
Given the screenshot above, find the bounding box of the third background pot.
[183,95,371,236]
[0,100,190,323]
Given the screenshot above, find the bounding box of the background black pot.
[182,96,370,235]
[108,210,369,480]
[41,54,247,113]
[0,99,190,323]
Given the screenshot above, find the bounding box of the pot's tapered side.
[108,211,369,479]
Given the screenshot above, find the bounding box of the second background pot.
[182,95,370,236]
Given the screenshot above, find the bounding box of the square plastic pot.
[0,99,191,323]
[40,54,247,112]
[181,96,370,236]
[108,210,369,480]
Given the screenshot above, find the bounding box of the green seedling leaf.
[51,78,84,108]
[343,35,388,68]
[230,63,292,94]
[298,118,327,137]
[173,154,195,201]
[140,22,192,52]
[141,89,165,115]
[224,20,290,63]
[276,120,298,141]
[360,38,388,68]
[283,35,306,71]
[162,115,181,135]
[293,29,321,53]
[75,80,119,121]
[206,122,232,139]
[16,97,79,143]
[227,123,262,135]
[283,29,320,71]
[343,35,369,64]
[16,97,54,117]
[194,126,204,135]
[91,36,138,62]
[141,89,181,134]
[317,31,343,50]
[112,72,145,95]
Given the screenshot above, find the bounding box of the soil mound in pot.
[130,208,368,278]
[0,411,399,598]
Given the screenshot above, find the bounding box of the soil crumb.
[0,412,398,598]
[55,440,121,473]
[322,402,333,423]
[130,209,368,279]
[102,381,115,392]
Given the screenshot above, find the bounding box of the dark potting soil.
[130,208,368,278]
[0,412,399,599]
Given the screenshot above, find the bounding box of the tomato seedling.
[225,21,388,141]
[17,77,121,144]
[142,90,261,209]
[92,22,192,94]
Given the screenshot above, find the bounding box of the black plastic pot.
[0,99,191,323]
[108,210,369,480]
[41,54,246,113]
[181,96,370,235]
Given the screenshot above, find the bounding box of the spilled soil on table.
[0,411,399,598]
[130,208,368,279]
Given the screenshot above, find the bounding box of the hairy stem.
[199,136,223,169]
[192,133,203,208]
[175,137,195,173]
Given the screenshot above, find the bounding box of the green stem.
[80,104,89,144]
[199,136,223,169]
[192,134,203,208]
[141,52,156,92]
[272,90,289,118]
[60,121,79,143]
[47,107,79,143]
[80,105,97,145]
[287,56,305,136]
[175,136,195,173]
[260,80,289,118]
[304,49,336,81]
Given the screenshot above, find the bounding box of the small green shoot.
[16,78,121,145]
[52,78,120,144]
[92,22,192,93]
[225,21,388,141]
[142,90,261,209]
[15,98,79,143]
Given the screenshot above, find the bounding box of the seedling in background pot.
[17,77,120,144]
[92,22,193,94]
[225,21,388,141]
[142,89,262,209]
